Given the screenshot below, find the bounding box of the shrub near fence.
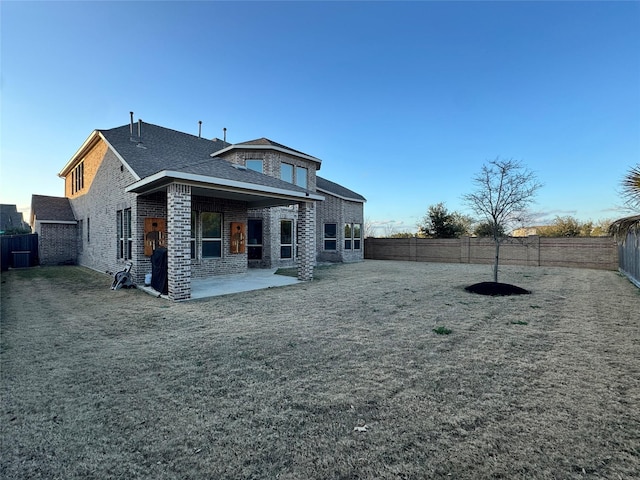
[364,236,618,271]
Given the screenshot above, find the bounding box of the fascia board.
[126,170,325,201]
[57,131,141,182]
[317,187,366,203]
[58,130,100,177]
[210,144,322,165]
[37,220,78,225]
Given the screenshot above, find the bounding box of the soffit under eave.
[128,179,323,208]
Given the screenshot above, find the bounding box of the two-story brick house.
[31,118,365,300]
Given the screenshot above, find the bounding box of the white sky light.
[1,1,638,233]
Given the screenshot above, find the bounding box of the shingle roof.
[99,123,311,194]
[0,204,29,230]
[31,195,76,222]
[99,122,229,179]
[317,176,366,202]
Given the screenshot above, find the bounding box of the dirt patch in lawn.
[1,261,639,479]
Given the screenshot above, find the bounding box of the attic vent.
[232,164,247,171]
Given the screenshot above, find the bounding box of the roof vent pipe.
[199,121,202,138]
[138,119,142,138]
[223,127,227,143]
[129,112,134,137]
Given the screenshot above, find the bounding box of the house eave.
[57,131,140,181]
[125,171,325,206]
[210,144,322,167]
[58,130,101,177]
[317,187,366,203]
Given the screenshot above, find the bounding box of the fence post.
[460,236,470,263]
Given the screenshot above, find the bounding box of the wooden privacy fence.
[0,234,39,271]
[364,236,618,270]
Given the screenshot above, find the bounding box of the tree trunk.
[493,239,500,283]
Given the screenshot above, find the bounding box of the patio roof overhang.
[125,170,324,208]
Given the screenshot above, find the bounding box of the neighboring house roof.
[316,176,366,203]
[0,204,29,231]
[30,195,76,223]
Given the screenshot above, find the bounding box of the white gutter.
[125,170,325,201]
[317,187,366,203]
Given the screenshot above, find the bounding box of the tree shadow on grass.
[465,282,531,296]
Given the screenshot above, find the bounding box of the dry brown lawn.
[1,261,639,479]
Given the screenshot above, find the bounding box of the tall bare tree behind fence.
[364,236,618,271]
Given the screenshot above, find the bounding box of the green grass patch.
[432,326,452,335]
[510,320,529,325]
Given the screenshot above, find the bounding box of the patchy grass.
[432,326,453,335]
[1,261,639,479]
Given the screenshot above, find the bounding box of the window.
[201,212,222,258]
[295,166,308,188]
[117,208,132,260]
[78,219,83,253]
[344,223,362,250]
[281,220,293,259]
[246,159,263,173]
[190,211,197,259]
[281,163,293,183]
[71,161,84,194]
[324,223,337,251]
[353,223,361,250]
[344,223,352,250]
[248,219,263,260]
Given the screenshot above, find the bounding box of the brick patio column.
[167,183,191,301]
[297,201,315,281]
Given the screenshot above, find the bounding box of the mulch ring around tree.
[465,282,531,296]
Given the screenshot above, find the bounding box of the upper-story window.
[281,162,308,188]
[281,163,293,183]
[246,159,263,173]
[295,166,308,188]
[71,161,84,194]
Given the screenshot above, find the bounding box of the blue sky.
[1,1,639,234]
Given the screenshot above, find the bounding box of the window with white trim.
[71,161,84,194]
[117,208,132,260]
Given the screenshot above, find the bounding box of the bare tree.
[463,158,542,283]
[363,217,376,239]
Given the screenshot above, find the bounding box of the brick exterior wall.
[217,150,318,192]
[66,141,138,276]
[365,236,618,270]
[190,196,248,278]
[35,222,77,265]
[297,201,315,280]
[167,183,192,301]
[55,134,363,299]
[315,192,364,263]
